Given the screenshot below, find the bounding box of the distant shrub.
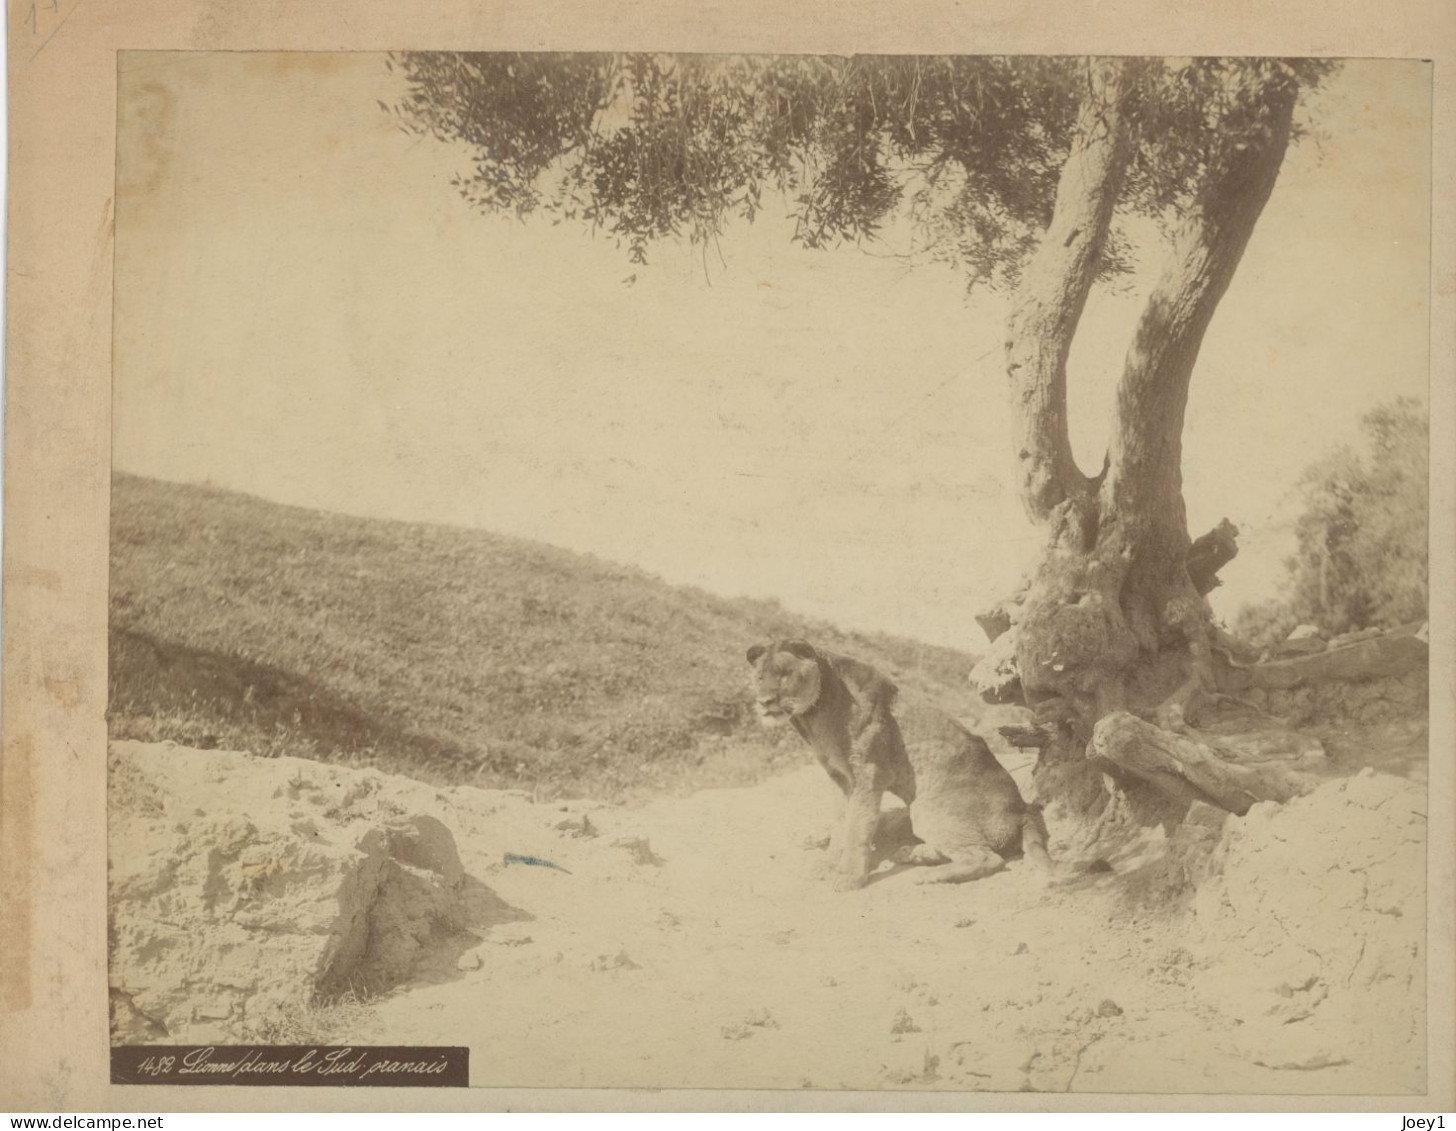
[1236,398,1427,647]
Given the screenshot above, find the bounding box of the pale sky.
[113,54,1431,648]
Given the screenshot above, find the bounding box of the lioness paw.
[832,872,869,893]
[891,844,949,867]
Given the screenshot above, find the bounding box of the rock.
[1273,625,1327,656]
[1329,627,1383,650]
[589,949,639,972]
[456,949,484,971]
[554,813,598,839]
[107,741,485,1044]
[612,836,665,866]
[1095,998,1123,1018]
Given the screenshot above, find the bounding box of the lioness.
[747,638,1051,891]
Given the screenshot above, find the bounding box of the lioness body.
[748,639,1049,890]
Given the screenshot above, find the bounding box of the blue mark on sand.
[503,852,571,874]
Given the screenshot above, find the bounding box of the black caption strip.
[112,1046,468,1087]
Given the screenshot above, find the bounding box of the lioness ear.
[746,643,768,665]
[781,639,818,661]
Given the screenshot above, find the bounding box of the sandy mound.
[108,741,522,1042]
[1186,769,1426,1089]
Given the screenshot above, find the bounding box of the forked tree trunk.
[990,61,1303,847]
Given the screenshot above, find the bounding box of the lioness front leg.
[804,773,851,852]
[834,782,883,891]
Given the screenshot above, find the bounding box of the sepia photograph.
[95,49,1438,1098]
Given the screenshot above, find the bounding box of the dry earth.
[109,708,1428,1096]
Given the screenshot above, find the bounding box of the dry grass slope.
[110,473,983,800]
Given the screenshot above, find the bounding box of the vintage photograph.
[106,52,1431,1093]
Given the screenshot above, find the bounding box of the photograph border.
[3,0,1453,1111]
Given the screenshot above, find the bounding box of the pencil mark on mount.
[25,0,58,34]
[503,853,572,875]
[26,0,82,63]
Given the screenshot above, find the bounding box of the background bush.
[1236,398,1427,647]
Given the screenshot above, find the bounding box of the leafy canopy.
[390,53,1333,285]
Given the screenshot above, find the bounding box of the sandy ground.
[110,671,1428,1099]
[346,759,1425,1095]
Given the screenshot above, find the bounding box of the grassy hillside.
[110,474,983,801]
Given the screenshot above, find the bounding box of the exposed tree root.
[1090,710,1325,816]
[1219,631,1427,692]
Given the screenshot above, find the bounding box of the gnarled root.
[1090,709,1325,816]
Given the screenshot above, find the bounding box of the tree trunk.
[987,67,1303,846]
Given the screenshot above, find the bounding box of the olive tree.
[390,53,1341,846]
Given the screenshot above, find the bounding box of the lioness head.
[746,639,823,727]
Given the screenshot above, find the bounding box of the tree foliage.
[1237,398,1428,646]
[389,54,1333,286]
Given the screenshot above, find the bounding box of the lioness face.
[746,640,822,727]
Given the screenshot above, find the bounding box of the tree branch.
[1103,82,1299,533]
[1005,58,1133,524]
